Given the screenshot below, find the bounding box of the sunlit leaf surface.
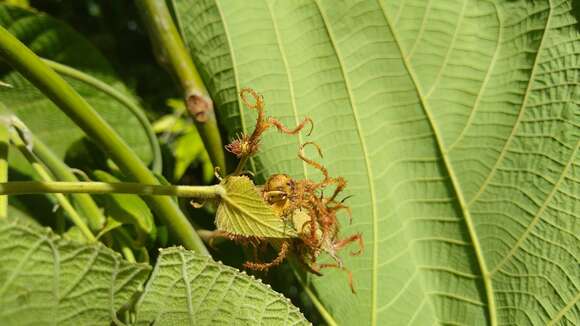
[174,0,580,324]
[135,247,309,325]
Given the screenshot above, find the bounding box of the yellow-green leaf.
[216,176,297,238]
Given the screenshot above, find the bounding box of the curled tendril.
[227,88,313,174]
[298,141,329,181]
[240,87,264,109]
[243,241,289,271]
[269,117,314,136]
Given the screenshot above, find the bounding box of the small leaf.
[0,218,150,325]
[134,247,309,325]
[216,176,297,238]
[63,225,86,243]
[173,129,207,181]
[93,170,155,237]
[95,217,123,240]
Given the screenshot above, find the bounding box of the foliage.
[0,219,305,325]
[0,0,578,325]
[174,0,579,325]
[135,247,308,325]
[0,218,150,325]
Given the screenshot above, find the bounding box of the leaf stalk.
[0,181,224,199]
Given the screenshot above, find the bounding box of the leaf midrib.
[377,2,497,325]
[313,2,379,325]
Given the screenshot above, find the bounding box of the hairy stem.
[136,0,226,172]
[41,59,163,174]
[0,181,224,198]
[0,26,208,254]
[0,123,8,219]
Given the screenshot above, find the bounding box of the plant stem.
[0,123,8,219]
[41,58,162,174]
[0,26,208,254]
[27,132,105,231]
[116,229,137,263]
[10,130,96,242]
[292,268,338,326]
[0,181,224,198]
[136,0,226,173]
[233,156,249,176]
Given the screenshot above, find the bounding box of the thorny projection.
[221,88,363,293]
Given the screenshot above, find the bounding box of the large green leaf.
[0,218,150,325]
[174,0,580,325]
[135,247,309,325]
[0,5,155,165]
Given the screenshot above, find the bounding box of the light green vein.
[467,1,553,206]
[214,0,256,173]
[313,1,379,325]
[490,142,579,275]
[547,291,580,326]
[404,0,433,61]
[447,1,502,152]
[424,0,467,98]
[264,1,308,179]
[378,1,497,325]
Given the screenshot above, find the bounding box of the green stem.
[0,181,224,198]
[136,0,226,173]
[233,156,249,176]
[27,132,105,231]
[120,245,136,263]
[0,123,8,218]
[10,131,95,242]
[292,268,338,326]
[116,229,137,263]
[0,26,208,254]
[41,58,162,174]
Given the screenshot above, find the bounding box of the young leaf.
[0,218,150,325]
[93,170,155,239]
[174,0,580,325]
[135,247,309,325]
[216,175,297,238]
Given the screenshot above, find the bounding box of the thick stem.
[0,123,8,218]
[41,59,162,174]
[0,26,208,254]
[136,0,226,173]
[0,181,224,198]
